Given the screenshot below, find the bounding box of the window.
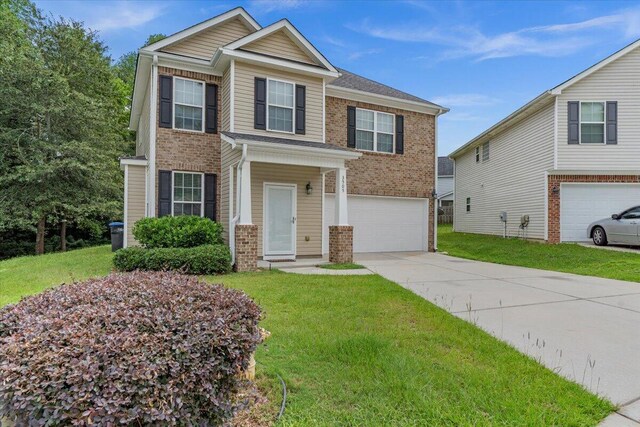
[580,102,605,144]
[475,147,480,163]
[482,142,490,162]
[622,206,640,219]
[267,79,294,132]
[173,172,203,216]
[355,108,394,153]
[174,78,204,131]
[466,197,471,212]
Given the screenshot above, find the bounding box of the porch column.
[235,160,257,272]
[330,166,353,263]
[239,160,252,224]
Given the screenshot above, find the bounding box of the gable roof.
[438,157,454,176]
[450,38,640,158]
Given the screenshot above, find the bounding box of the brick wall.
[235,224,258,271]
[325,96,437,251]
[329,225,353,263]
[547,174,640,243]
[155,67,222,219]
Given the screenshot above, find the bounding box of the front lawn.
[438,225,640,283]
[0,247,613,425]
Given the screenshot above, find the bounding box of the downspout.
[230,143,248,265]
[148,55,158,217]
[433,108,445,252]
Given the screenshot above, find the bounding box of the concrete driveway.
[355,251,640,409]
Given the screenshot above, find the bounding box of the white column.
[334,167,348,225]
[239,160,252,224]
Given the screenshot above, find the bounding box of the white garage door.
[560,183,640,242]
[324,195,429,252]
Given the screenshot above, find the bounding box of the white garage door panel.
[560,183,640,242]
[324,195,428,252]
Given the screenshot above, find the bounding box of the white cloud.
[85,1,166,32]
[440,112,482,122]
[248,0,307,13]
[348,48,382,61]
[431,93,500,107]
[348,6,640,61]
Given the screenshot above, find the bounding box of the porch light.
[552,186,559,194]
[306,181,313,195]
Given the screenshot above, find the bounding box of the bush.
[0,271,262,425]
[113,244,232,274]
[133,216,223,248]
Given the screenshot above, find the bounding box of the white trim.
[553,96,558,170]
[578,101,606,144]
[143,7,261,52]
[120,158,148,167]
[548,169,640,176]
[325,193,430,201]
[452,158,456,231]
[170,171,205,217]
[139,50,223,75]
[322,79,326,143]
[321,172,326,254]
[263,182,297,259]
[225,136,361,161]
[266,77,296,134]
[326,84,446,115]
[223,19,336,72]
[172,76,206,133]
[354,107,395,154]
[123,164,129,248]
[544,170,549,241]
[230,60,235,132]
[149,56,158,217]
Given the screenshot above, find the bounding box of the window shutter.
[347,106,356,148]
[606,101,617,145]
[395,115,404,154]
[159,76,173,128]
[205,83,218,134]
[158,170,172,217]
[295,85,306,135]
[568,101,579,144]
[204,173,217,221]
[254,77,266,130]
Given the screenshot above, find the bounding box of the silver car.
[587,206,640,246]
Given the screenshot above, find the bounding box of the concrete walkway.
[355,251,640,415]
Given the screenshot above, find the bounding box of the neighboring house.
[450,39,640,243]
[437,156,454,207]
[121,7,447,271]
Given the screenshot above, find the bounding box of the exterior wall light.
[431,189,438,198]
[306,181,313,195]
[552,186,559,194]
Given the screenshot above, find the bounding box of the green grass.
[0,246,613,425]
[318,262,366,270]
[438,224,640,283]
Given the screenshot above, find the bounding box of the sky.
[33,0,640,155]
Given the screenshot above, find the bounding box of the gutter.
[433,108,446,252]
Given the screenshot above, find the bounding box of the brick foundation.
[329,225,353,263]
[235,224,258,272]
[547,174,640,243]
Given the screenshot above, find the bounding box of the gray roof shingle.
[222,132,354,152]
[438,156,453,176]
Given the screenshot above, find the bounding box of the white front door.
[264,184,296,258]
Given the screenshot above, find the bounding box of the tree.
[113,33,166,102]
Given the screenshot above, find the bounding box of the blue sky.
[34,0,640,155]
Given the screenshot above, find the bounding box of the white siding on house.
[454,102,555,239]
[557,46,640,170]
[125,165,146,247]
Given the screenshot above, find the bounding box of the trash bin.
[108,222,124,252]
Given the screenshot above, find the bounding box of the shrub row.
[0,271,262,425]
[113,244,231,275]
[133,215,223,248]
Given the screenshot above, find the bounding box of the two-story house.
[120,7,447,270]
[450,39,640,243]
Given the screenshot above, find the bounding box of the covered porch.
[221,132,361,271]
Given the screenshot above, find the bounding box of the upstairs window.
[174,78,204,132]
[482,142,490,161]
[355,108,394,153]
[267,79,294,132]
[475,147,480,163]
[172,172,203,216]
[580,102,605,144]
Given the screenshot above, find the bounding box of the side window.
[580,102,605,144]
[475,147,480,163]
[482,142,490,162]
[622,207,640,219]
[466,197,471,212]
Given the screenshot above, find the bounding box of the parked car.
[587,206,640,246]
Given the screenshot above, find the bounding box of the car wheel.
[592,226,608,246]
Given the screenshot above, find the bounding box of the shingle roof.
[332,68,444,108]
[221,132,354,152]
[438,156,454,176]
[120,155,147,161]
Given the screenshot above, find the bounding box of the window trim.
[355,107,395,154]
[481,142,490,162]
[171,171,205,217]
[173,76,206,133]
[466,197,471,213]
[266,77,296,134]
[475,147,480,163]
[579,101,606,145]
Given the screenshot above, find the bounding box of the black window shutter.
[606,101,617,144]
[295,85,306,135]
[347,106,356,148]
[395,115,404,154]
[568,101,579,144]
[158,170,172,217]
[205,83,218,134]
[159,76,172,128]
[204,173,217,221]
[254,77,266,130]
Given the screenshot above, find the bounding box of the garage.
[560,183,640,242]
[324,195,429,253]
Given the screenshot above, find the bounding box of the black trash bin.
[109,222,124,252]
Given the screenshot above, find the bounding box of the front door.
[264,184,296,258]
